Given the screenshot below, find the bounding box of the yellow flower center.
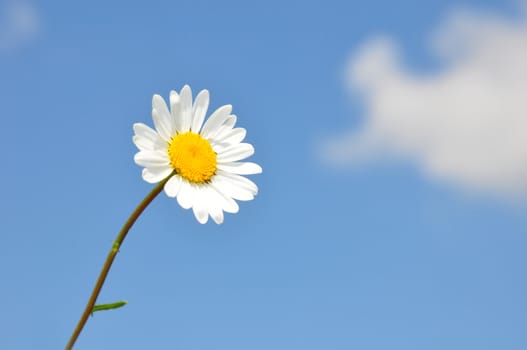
[168,132,217,183]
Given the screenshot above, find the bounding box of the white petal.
[134,150,170,167]
[211,128,247,152]
[213,127,246,144]
[214,181,253,201]
[153,94,171,119]
[133,135,154,151]
[142,166,173,184]
[216,143,255,162]
[217,162,262,175]
[192,186,209,224]
[133,123,158,140]
[208,115,237,141]
[176,180,194,209]
[164,174,182,197]
[179,85,193,133]
[205,187,224,224]
[133,123,166,150]
[133,134,165,151]
[170,90,179,107]
[212,175,255,201]
[210,184,239,213]
[209,207,224,224]
[170,90,184,133]
[191,89,210,133]
[201,105,232,139]
[217,171,258,194]
[152,95,173,141]
[222,115,236,129]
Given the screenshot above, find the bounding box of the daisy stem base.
[65,175,172,350]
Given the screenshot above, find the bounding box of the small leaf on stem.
[91,301,127,315]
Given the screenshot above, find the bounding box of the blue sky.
[1,0,527,349]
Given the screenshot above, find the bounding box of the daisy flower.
[132,85,262,224]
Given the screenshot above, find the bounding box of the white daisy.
[133,85,262,224]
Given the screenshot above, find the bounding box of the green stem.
[65,175,172,350]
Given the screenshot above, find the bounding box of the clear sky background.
[1,0,527,349]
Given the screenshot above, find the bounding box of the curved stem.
[65,176,172,350]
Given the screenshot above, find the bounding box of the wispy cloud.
[0,1,40,53]
[324,5,527,197]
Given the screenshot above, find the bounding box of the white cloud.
[0,1,40,53]
[325,6,527,197]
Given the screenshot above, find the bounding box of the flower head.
[133,85,262,224]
